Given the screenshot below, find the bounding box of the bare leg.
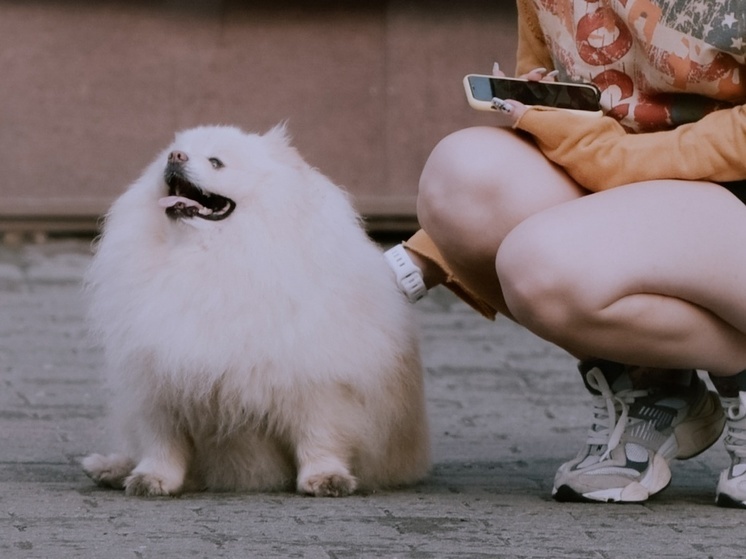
[416,126,586,315]
[412,126,728,504]
[497,180,746,375]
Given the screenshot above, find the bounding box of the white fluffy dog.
[81,125,430,497]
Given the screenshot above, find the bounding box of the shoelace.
[585,367,650,461]
[724,398,746,460]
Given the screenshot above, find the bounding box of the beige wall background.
[1,0,518,234]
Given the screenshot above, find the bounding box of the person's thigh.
[497,180,746,373]
[417,126,586,313]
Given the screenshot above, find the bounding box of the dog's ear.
[263,122,310,170]
[264,122,291,147]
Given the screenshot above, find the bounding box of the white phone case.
[463,74,603,117]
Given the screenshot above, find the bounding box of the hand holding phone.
[464,74,602,116]
[489,97,512,111]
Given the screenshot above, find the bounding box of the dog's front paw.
[124,472,181,497]
[298,471,358,497]
[81,453,136,489]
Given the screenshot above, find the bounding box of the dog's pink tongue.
[158,196,201,209]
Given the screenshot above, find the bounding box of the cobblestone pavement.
[0,239,743,558]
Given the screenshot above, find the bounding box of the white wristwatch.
[384,244,427,303]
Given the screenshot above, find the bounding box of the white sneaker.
[553,364,724,503]
[716,392,746,508]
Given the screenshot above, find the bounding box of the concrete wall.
[1,0,518,233]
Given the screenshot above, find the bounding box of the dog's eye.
[208,157,224,169]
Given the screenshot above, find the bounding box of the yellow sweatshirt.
[407,0,746,318]
[514,0,746,191]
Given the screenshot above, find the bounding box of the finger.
[544,70,560,82]
[505,99,527,120]
[490,97,515,114]
[492,62,505,77]
[522,67,547,81]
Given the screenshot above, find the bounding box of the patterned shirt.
[530,0,746,131]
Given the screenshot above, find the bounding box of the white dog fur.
[81,125,430,497]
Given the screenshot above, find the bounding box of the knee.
[417,127,511,236]
[496,220,591,337]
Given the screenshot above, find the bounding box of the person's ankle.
[709,370,746,399]
[578,359,695,393]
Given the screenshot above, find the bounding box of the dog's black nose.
[168,151,189,164]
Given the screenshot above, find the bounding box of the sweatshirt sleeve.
[514,104,746,190]
[515,0,555,75]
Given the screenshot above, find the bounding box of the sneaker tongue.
[580,360,628,394]
[610,374,633,392]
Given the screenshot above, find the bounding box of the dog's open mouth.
[159,174,236,221]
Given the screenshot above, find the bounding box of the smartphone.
[463,74,602,115]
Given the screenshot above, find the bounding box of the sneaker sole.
[552,485,598,503]
[716,493,746,508]
[552,451,671,503]
[554,476,673,504]
[553,482,653,503]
